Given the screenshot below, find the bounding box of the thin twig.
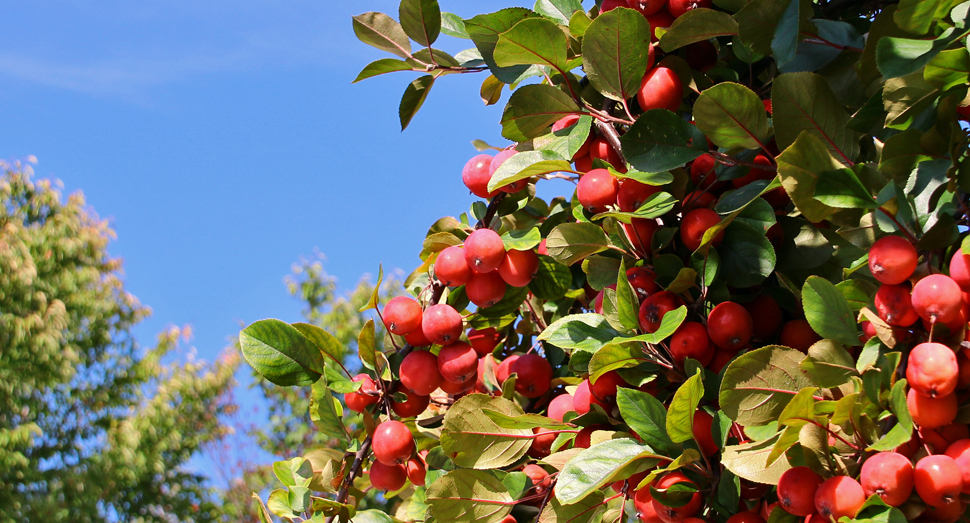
[325,436,373,523]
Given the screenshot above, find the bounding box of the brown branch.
[596,99,628,166]
[476,192,507,229]
[325,436,372,523]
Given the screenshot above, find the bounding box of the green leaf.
[582,7,652,101]
[659,8,739,52]
[535,0,583,24]
[274,457,314,488]
[533,114,593,160]
[877,27,969,79]
[735,0,806,56]
[482,409,572,430]
[501,84,581,141]
[530,255,572,300]
[465,9,541,84]
[721,435,793,484]
[353,58,414,82]
[494,18,568,71]
[488,150,572,193]
[776,132,843,222]
[616,259,640,331]
[556,438,661,504]
[615,305,688,345]
[351,510,396,523]
[771,0,801,66]
[426,470,514,523]
[802,276,859,346]
[502,227,542,251]
[814,168,878,209]
[925,48,970,90]
[883,71,939,130]
[694,83,770,151]
[869,380,914,452]
[718,221,776,288]
[592,192,678,223]
[545,222,611,265]
[894,0,965,35]
[441,12,468,38]
[352,12,413,59]
[400,0,441,47]
[360,264,383,312]
[776,387,818,427]
[240,319,324,386]
[357,320,377,370]
[719,346,816,426]
[667,370,704,443]
[537,313,622,352]
[253,494,274,523]
[540,491,607,523]
[310,378,348,444]
[440,394,533,468]
[800,340,858,388]
[621,110,703,172]
[400,75,435,130]
[616,388,678,455]
[615,170,675,186]
[772,72,858,164]
[588,343,646,378]
[569,10,593,37]
[291,322,344,371]
[764,424,801,467]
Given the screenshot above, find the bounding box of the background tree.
[0,161,239,523]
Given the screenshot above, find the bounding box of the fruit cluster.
[238,0,970,521]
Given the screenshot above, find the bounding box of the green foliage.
[238,0,970,521]
[0,163,238,522]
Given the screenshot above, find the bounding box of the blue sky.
[0,0,585,481]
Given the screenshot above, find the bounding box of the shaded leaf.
[494,18,569,71]
[621,109,703,172]
[776,132,843,222]
[583,7,653,101]
[501,84,582,141]
[694,83,770,151]
[353,58,414,82]
[772,72,858,164]
[465,9,541,84]
[353,12,413,59]
[400,75,435,130]
[400,0,441,47]
[660,9,739,52]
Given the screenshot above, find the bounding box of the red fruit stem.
[532,479,557,523]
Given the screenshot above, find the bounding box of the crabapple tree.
[238,0,970,522]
